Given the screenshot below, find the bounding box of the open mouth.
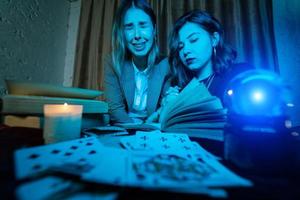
[132,42,146,50]
[186,58,195,65]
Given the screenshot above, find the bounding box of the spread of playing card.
[15,133,252,199]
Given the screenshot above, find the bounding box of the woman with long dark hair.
[147,10,250,122]
[168,10,241,99]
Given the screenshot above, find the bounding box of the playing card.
[14,137,104,180]
[82,146,131,186]
[127,151,252,190]
[119,135,138,150]
[134,131,191,151]
[16,176,83,200]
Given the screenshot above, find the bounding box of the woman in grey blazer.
[104,0,170,124]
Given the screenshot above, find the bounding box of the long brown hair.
[112,0,159,76]
[169,10,236,88]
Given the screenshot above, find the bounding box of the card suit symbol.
[32,164,42,170]
[89,150,96,155]
[28,154,39,159]
[137,173,146,180]
[183,146,191,150]
[70,146,78,150]
[179,138,186,143]
[160,137,167,142]
[140,136,148,140]
[187,154,192,159]
[126,142,132,147]
[51,149,60,154]
[86,142,93,146]
[197,157,204,163]
[140,143,147,148]
[163,144,170,149]
[64,152,73,156]
[79,158,86,162]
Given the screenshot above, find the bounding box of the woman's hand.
[146,107,161,123]
[146,86,181,123]
[161,86,181,107]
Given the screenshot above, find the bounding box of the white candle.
[43,103,83,144]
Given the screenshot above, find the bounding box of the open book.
[116,79,227,140]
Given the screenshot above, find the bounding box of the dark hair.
[169,10,237,88]
[112,0,159,75]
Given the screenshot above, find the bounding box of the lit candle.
[43,103,83,144]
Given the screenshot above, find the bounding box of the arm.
[104,56,133,124]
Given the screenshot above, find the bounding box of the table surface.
[1,125,300,200]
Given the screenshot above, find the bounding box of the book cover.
[1,95,108,114]
[5,80,103,99]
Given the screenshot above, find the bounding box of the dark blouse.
[207,63,253,104]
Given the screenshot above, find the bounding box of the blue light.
[251,90,264,103]
[224,70,292,117]
[227,89,233,96]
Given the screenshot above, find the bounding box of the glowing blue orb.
[252,90,264,103]
[224,70,291,117]
[227,89,233,96]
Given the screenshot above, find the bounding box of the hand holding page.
[117,79,227,140]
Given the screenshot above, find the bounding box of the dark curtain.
[73,0,278,90]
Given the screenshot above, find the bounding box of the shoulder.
[156,57,169,66]
[104,54,131,75]
[103,54,114,72]
[220,62,253,81]
[154,57,170,73]
[210,62,253,99]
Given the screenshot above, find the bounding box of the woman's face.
[123,7,155,58]
[178,22,214,72]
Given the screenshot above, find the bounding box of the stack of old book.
[0,80,109,129]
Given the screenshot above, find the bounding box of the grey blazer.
[104,57,170,123]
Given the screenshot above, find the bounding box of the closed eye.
[139,21,149,28]
[190,37,199,43]
[124,23,133,30]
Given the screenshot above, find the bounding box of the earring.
[213,47,217,58]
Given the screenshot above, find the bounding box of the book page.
[160,79,210,125]
[165,109,227,127]
[164,97,224,125]
[159,79,226,131]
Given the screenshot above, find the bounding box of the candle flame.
[64,103,68,106]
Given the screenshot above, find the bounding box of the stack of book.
[0,80,109,129]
